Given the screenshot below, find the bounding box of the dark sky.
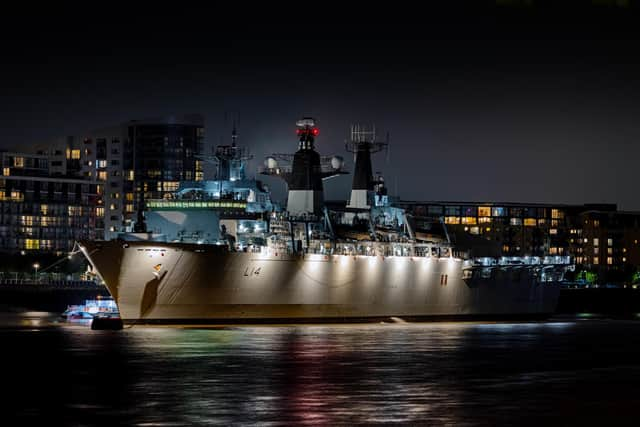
[2,2,640,208]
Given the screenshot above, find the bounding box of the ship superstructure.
[78,118,571,324]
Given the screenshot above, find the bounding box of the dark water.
[4,312,640,426]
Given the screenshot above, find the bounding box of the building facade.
[60,115,205,240]
[0,151,97,254]
[398,201,640,285]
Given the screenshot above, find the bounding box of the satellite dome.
[264,157,278,169]
[331,155,344,169]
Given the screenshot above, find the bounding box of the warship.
[78,118,570,324]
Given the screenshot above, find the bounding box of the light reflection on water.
[4,316,640,425]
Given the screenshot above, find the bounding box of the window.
[445,216,460,224]
[2,168,9,176]
[98,171,107,181]
[607,257,613,265]
[607,248,612,255]
[25,239,39,250]
[97,160,108,168]
[594,238,599,247]
[96,207,104,217]
[594,256,599,265]
[126,193,134,201]
[478,206,491,217]
[607,238,613,246]
[125,204,134,213]
[551,209,564,220]
[445,206,460,216]
[510,218,522,226]
[461,217,477,225]
[524,218,536,226]
[71,149,81,159]
[13,157,24,167]
[492,207,506,217]
[594,248,599,255]
[40,204,48,215]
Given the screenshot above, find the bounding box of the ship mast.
[346,124,388,210]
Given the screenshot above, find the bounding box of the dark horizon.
[2,3,640,208]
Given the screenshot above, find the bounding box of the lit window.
[98,171,107,181]
[478,206,491,217]
[594,238,599,247]
[510,218,522,226]
[445,216,460,224]
[623,257,627,263]
[478,217,491,224]
[524,218,536,227]
[125,204,134,213]
[97,160,108,168]
[492,207,506,217]
[607,257,613,265]
[549,229,558,235]
[607,248,612,255]
[594,220,600,227]
[594,256,599,265]
[594,248,599,255]
[195,171,204,181]
[96,207,104,217]
[551,209,564,220]
[461,217,477,225]
[25,239,39,250]
[110,203,118,210]
[126,170,134,181]
[549,247,558,255]
[469,226,480,235]
[71,149,81,159]
[13,157,24,167]
[40,204,48,215]
[2,167,9,176]
[607,238,613,246]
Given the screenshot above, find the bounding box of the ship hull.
[79,240,561,324]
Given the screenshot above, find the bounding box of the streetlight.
[33,263,40,282]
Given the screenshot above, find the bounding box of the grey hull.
[79,240,561,323]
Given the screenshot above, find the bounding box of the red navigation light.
[296,129,302,135]
[312,128,319,136]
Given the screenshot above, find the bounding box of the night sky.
[2,3,640,208]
